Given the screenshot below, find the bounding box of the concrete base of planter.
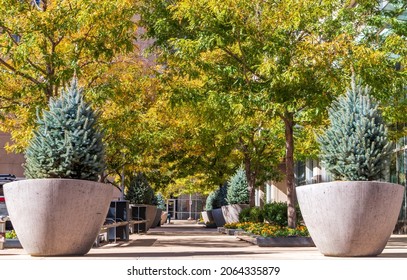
[4,179,113,256]
[222,204,249,224]
[297,181,404,257]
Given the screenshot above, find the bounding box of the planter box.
[225,228,245,236]
[4,179,113,256]
[297,181,404,257]
[5,239,22,248]
[256,236,314,247]
[237,234,314,247]
[222,204,249,224]
[217,227,226,234]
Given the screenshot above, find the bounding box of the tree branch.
[0,58,41,85]
[220,46,268,82]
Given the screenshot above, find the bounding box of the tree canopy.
[0,0,137,151]
[137,0,406,226]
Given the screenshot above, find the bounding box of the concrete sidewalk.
[1,220,407,260]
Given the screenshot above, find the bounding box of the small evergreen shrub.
[318,79,393,181]
[205,190,217,211]
[227,167,249,204]
[263,202,288,227]
[24,78,104,181]
[263,202,303,227]
[239,207,264,223]
[205,183,228,210]
[125,172,154,205]
[153,193,166,210]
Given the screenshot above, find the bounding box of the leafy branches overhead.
[137,0,405,227]
[0,0,138,151]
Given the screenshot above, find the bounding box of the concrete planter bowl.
[297,181,404,257]
[150,208,163,228]
[221,204,249,224]
[212,208,226,227]
[132,204,158,231]
[4,179,113,256]
[201,210,214,224]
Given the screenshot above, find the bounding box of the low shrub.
[263,202,303,227]
[224,222,309,237]
[239,207,264,223]
[5,230,18,239]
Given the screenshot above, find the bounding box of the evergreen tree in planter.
[297,79,404,257]
[24,78,104,181]
[205,184,228,227]
[125,172,154,205]
[4,78,112,256]
[318,79,392,181]
[154,193,166,210]
[227,167,249,204]
[205,183,228,210]
[125,172,157,230]
[223,167,249,223]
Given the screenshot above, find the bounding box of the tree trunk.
[283,112,297,228]
[244,156,256,207]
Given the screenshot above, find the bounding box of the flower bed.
[223,222,314,247]
[224,222,309,237]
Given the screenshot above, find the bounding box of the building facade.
[0,132,24,177]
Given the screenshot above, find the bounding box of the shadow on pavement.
[86,250,268,258]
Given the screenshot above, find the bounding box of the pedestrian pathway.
[1,220,407,259]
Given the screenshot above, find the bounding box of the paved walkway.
[1,220,407,259]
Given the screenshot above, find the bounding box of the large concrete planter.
[212,208,226,227]
[297,181,404,257]
[222,204,249,224]
[161,211,168,225]
[132,204,157,231]
[4,179,113,256]
[151,208,163,228]
[201,210,214,224]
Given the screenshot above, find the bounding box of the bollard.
[0,221,5,250]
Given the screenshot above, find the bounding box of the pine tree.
[318,79,393,181]
[125,172,154,205]
[227,167,249,204]
[24,78,104,181]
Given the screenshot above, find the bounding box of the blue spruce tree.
[318,79,392,181]
[227,167,249,204]
[24,78,104,181]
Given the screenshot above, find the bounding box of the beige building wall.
[268,178,288,203]
[0,132,25,177]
